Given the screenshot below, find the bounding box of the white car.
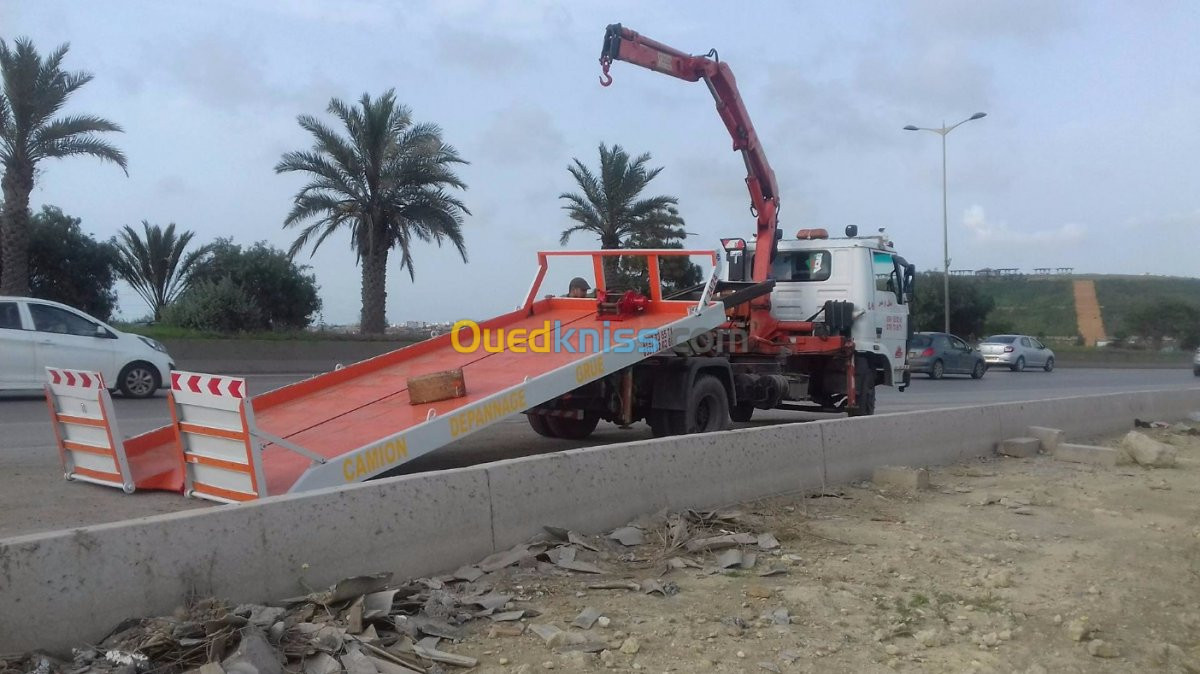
[979,334,1056,372]
[0,296,174,398]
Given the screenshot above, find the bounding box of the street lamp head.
[903,125,919,131]
[969,112,987,120]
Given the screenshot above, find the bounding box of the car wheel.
[929,359,944,380]
[971,360,986,379]
[1194,367,1200,377]
[1043,357,1055,372]
[1010,356,1025,373]
[118,361,160,399]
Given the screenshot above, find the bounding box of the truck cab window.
[873,252,902,301]
[771,250,831,282]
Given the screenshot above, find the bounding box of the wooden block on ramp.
[408,369,466,404]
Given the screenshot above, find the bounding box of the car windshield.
[909,335,932,348]
[983,336,1017,344]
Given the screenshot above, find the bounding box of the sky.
[4,1,1199,325]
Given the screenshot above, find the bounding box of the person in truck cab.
[568,277,592,298]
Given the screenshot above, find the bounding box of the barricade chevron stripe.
[170,370,246,399]
[45,367,105,389]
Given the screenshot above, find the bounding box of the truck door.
[871,252,908,371]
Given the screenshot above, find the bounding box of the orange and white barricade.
[168,371,266,503]
[43,367,135,493]
[168,370,328,503]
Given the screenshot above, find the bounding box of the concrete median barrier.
[3,388,1198,653]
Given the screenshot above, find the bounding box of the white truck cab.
[725,227,914,388]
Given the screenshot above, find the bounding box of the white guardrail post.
[43,367,135,493]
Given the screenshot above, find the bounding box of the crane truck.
[40,24,914,503]
[524,23,915,438]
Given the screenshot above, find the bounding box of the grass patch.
[981,277,1076,337]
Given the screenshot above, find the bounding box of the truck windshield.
[770,250,831,282]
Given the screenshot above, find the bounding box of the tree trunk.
[360,246,388,335]
[600,234,621,289]
[0,164,34,296]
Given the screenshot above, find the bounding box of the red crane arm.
[600,23,780,282]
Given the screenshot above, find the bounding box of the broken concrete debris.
[873,465,930,491]
[13,508,783,673]
[997,436,1040,458]
[1121,430,1178,467]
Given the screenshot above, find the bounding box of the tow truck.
[525,24,914,436]
[40,24,912,502]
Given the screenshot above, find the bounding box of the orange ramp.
[47,249,726,502]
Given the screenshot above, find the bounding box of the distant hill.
[973,274,1200,340]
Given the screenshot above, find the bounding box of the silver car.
[979,335,1056,372]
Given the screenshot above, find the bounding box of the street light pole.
[904,112,986,335]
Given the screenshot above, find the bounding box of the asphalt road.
[2,367,1197,538]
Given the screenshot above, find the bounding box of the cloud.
[474,104,567,165]
[432,25,535,77]
[904,0,1084,45]
[962,205,1085,245]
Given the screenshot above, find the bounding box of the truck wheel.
[547,413,600,440]
[648,410,684,437]
[730,402,754,422]
[683,374,731,433]
[847,358,876,417]
[527,413,558,438]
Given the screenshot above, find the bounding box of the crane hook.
[599,57,613,87]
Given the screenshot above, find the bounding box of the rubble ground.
[6,424,1200,674]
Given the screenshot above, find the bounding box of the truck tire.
[683,374,732,433]
[547,413,600,440]
[847,357,876,417]
[527,413,558,438]
[648,409,684,437]
[730,402,755,422]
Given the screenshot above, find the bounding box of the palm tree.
[111,221,212,321]
[276,91,469,334]
[559,144,686,281]
[0,37,127,295]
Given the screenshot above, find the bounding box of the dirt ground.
[450,426,1200,673]
[8,424,1200,674]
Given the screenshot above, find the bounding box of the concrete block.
[0,466,493,654]
[821,406,999,486]
[998,437,1040,458]
[1053,443,1130,467]
[872,466,930,491]
[1027,426,1064,453]
[485,422,826,549]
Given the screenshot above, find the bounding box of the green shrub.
[161,277,262,333]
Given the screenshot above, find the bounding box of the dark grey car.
[908,332,987,380]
